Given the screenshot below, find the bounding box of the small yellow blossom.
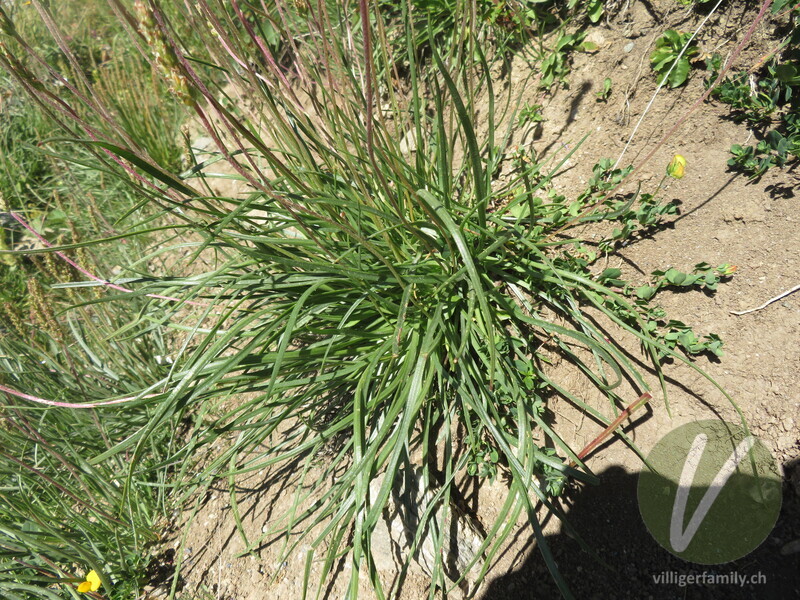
[667,154,687,179]
[77,570,101,593]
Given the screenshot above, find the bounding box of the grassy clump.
[0,293,179,599]
[0,1,193,598]
[0,0,744,599]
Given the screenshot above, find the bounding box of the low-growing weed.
[650,29,700,88]
[708,1,800,178]
[540,31,584,88]
[517,101,545,126]
[729,128,799,177]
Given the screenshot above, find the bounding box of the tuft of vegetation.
[708,0,800,178]
[650,29,700,88]
[0,1,193,598]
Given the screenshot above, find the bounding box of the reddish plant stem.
[9,213,206,305]
[0,382,160,409]
[571,392,653,467]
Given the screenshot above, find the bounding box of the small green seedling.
[628,263,735,358]
[650,29,699,88]
[540,32,584,88]
[596,77,612,101]
[517,102,544,127]
[635,262,737,301]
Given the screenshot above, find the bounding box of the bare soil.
[163,2,800,599]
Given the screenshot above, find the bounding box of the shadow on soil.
[479,458,800,600]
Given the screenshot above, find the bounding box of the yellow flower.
[77,570,101,593]
[666,154,687,179]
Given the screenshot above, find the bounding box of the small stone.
[143,585,169,600]
[780,539,800,555]
[585,31,606,48]
[193,136,214,151]
[623,41,635,53]
[368,467,484,596]
[399,129,417,154]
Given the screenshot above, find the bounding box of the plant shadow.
[479,458,800,599]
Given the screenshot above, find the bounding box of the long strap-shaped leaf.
[416,189,497,387]
[429,40,487,218]
[57,139,199,198]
